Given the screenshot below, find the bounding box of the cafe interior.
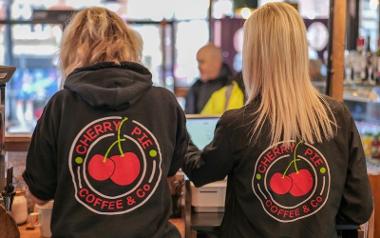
[0,0,379,238]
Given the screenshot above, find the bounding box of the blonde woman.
[183,3,372,238]
[23,7,187,238]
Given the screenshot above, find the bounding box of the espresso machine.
[0,65,16,202]
[0,66,20,238]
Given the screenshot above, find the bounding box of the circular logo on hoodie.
[252,141,330,222]
[69,116,162,215]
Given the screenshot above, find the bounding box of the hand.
[26,188,49,206]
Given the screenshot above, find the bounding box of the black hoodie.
[23,62,188,238]
[183,97,373,238]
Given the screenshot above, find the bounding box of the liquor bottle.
[362,132,374,158]
[365,35,375,84]
[372,134,380,159]
[376,39,380,85]
[351,37,366,83]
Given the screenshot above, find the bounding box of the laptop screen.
[186,116,219,149]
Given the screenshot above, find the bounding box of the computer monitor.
[186,115,219,149]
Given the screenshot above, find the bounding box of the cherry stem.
[282,159,301,178]
[117,117,128,156]
[282,141,303,177]
[103,139,126,162]
[292,141,303,173]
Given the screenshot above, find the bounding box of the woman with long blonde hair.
[183,3,372,237]
[23,7,187,238]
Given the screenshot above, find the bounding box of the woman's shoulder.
[221,108,243,122]
[45,89,71,107]
[220,106,251,130]
[321,95,344,109]
[320,95,351,119]
[143,86,185,112]
[149,86,179,104]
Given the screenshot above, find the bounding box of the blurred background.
[0,0,378,160]
[0,2,380,237]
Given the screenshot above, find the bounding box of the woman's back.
[183,2,372,237]
[24,62,188,238]
[22,7,188,238]
[204,97,372,237]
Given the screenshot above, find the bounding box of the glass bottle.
[11,190,28,225]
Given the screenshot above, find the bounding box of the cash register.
[186,115,226,213]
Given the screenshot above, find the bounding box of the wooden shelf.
[4,134,31,151]
[19,218,185,238]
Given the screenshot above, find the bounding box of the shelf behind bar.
[4,134,31,151]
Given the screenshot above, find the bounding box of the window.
[4,24,61,133]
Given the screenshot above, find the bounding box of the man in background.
[185,43,240,114]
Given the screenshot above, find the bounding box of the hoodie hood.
[64,62,153,110]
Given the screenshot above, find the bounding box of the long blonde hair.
[60,7,142,77]
[243,2,336,145]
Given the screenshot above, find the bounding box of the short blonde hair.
[196,43,222,63]
[243,3,336,145]
[60,7,143,77]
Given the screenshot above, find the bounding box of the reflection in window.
[127,0,175,20]
[360,0,379,50]
[0,1,6,20]
[132,25,163,86]
[1,0,211,133]
[175,20,209,87]
[5,24,61,133]
[0,25,4,64]
[212,0,233,19]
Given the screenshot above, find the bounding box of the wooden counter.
[19,218,185,238]
[369,175,380,238]
[4,134,31,151]
[9,135,379,237]
[17,177,379,238]
[19,224,40,238]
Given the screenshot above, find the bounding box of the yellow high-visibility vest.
[200,81,244,115]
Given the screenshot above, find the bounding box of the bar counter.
[5,137,380,237]
[369,175,380,237]
[19,218,184,238]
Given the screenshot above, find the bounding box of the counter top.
[19,223,40,238]
[19,218,184,238]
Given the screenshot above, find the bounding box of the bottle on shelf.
[362,132,374,158]
[344,50,353,82]
[10,190,28,225]
[350,37,366,83]
[372,134,380,160]
[375,39,380,85]
[365,35,376,85]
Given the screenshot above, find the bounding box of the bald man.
[185,43,232,114]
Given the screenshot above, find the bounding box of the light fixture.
[240,7,252,19]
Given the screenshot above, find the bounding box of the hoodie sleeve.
[182,115,234,187]
[168,102,189,177]
[22,99,58,201]
[185,84,197,114]
[336,110,373,225]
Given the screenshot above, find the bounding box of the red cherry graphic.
[88,154,115,181]
[289,169,314,197]
[86,117,142,186]
[267,141,315,198]
[269,172,293,195]
[110,152,141,186]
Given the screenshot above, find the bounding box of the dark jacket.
[183,97,372,238]
[185,63,232,114]
[23,62,188,238]
[232,71,245,96]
